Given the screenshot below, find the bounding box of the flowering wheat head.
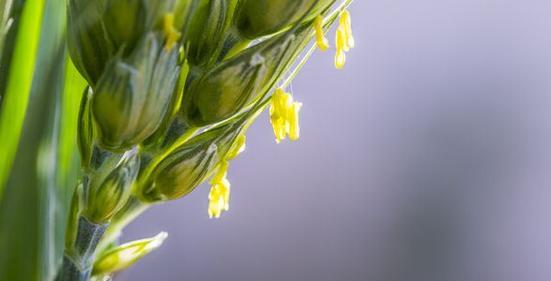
[56,0,355,280]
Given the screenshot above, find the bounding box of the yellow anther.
[288,102,302,141]
[270,89,289,143]
[334,50,346,69]
[272,88,290,115]
[271,117,287,143]
[334,10,354,69]
[163,13,181,50]
[339,10,355,50]
[208,178,230,219]
[335,25,347,69]
[208,161,231,219]
[269,88,302,143]
[226,134,247,160]
[314,16,330,51]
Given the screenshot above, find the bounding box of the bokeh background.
[119,1,551,281]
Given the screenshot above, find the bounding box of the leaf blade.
[0,0,45,200]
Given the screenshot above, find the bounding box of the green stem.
[56,216,108,281]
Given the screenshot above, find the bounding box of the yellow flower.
[269,88,302,143]
[208,161,231,219]
[163,13,181,50]
[314,16,330,51]
[334,10,354,69]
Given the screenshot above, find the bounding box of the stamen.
[269,88,303,143]
[335,26,347,69]
[315,16,330,51]
[340,10,355,50]
[288,102,302,141]
[334,10,354,69]
[208,161,231,219]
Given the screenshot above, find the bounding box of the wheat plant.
[0,1,354,280]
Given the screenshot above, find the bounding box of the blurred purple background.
[119,1,551,281]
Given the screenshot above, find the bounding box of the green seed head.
[235,0,334,39]
[181,23,313,126]
[67,0,114,86]
[184,0,238,66]
[141,142,219,202]
[103,0,147,54]
[139,123,241,202]
[83,151,140,224]
[67,0,174,86]
[92,34,180,151]
[64,0,353,226]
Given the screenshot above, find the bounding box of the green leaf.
[59,57,87,189]
[0,0,45,200]
[0,0,85,281]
